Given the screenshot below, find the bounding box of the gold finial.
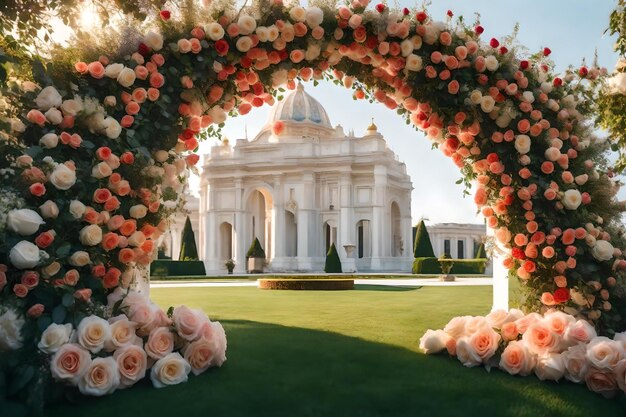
[223,137,230,146]
[367,117,378,132]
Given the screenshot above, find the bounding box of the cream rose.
[184,338,215,375]
[534,353,565,381]
[114,345,147,388]
[563,344,589,383]
[145,327,175,359]
[105,315,140,351]
[0,309,25,351]
[7,209,45,236]
[455,337,481,367]
[419,329,450,354]
[45,107,63,124]
[69,251,91,267]
[129,204,148,219]
[172,305,206,342]
[91,162,113,179]
[77,315,111,353]
[237,15,257,35]
[586,337,624,371]
[208,321,227,367]
[443,316,469,339]
[585,366,618,398]
[499,340,536,376]
[484,55,499,72]
[562,189,582,210]
[102,116,122,139]
[305,6,324,28]
[591,240,614,262]
[50,343,92,384]
[79,224,103,246]
[514,134,531,154]
[480,95,495,113]
[616,360,626,393]
[40,133,59,149]
[39,200,59,219]
[117,67,137,88]
[10,241,42,269]
[205,22,225,40]
[61,99,82,116]
[235,36,253,53]
[49,163,77,190]
[144,31,163,51]
[35,86,62,111]
[405,54,423,72]
[78,357,120,396]
[150,352,191,388]
[104,63,125,79]
[69,200,86,219]
[289,6,306,22]
[38,323,73,354]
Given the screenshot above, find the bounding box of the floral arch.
[1,0,626,411]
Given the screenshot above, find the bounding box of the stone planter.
[440,274,456,282]
[248,257,264,273]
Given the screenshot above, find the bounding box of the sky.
[189,1,622,225]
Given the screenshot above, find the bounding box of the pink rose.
[455,337,481,367]
[534,353,565,381]
[616,360,626,393]
[586,337,624,371]
[499,340,536,376]
[50,343,92,384]
[443,316,468,339]
[564,320,597,346]
[469,326,500,363]
[184,338,216,375]
[145,327,175,359]
[523,322,561,354]
[27,109,46,126]
[585,366,618,398]
[563,344,589,383]
[419,329,450,354]
[543,311,574,337]
[114,345,147,388]
[172,306,207,342]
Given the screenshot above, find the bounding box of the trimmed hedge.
[258,279,354,290]
[450,259,488,274]
[151,260,206,277]
[475,243,487,259]
[413,220,435,258]
[324,243,343,273]
[179,216,199,261]
[412,257,441,274]
[247,237,266,258]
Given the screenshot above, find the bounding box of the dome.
[267,82,332,129]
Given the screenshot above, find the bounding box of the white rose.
[35,86,62,111]
[591,240,615,262]
[45,107,63,124]
[0,309,25,351]
[235,36,253,53]
[209,106,226,124]
[38,323,73,354]
[117,67,136,88]
[91,162,113,179]
[480,95,495,113]
[305,6,324,28]
[7,209,45,235]
[544,147,560,161]
[49,163,77,190]
[69,251,91,267]
[522,91,535,103]
[271,69,288,87]
[405,54,423,72]
[144,31,163,51]
[79,225,103,246]
[61,99,82,116]
[562,189,582,210]
[21,81,38,92]
[400,39,414,57]
[106,154,120,169]
[455,337,482,367]
[267,25,279,42]
[105,63,125,79]
[77,315,111,353]
[514,134,531,154]
[586,337,624,371]
[470,90,482,105]
[103,96,116,107]
[305,44,321,61]
[50,343,91,384]
[540,82,553,94]
[10,118,26,133]
[129,204,148,219]
[419,329,450,354]
[40,133,59,149]
[205,22,225,40]
[39,201,59,219]
[485,55,499,72]
[237,15,257,35]
[102,116,122,139]
[150,352,191,388]
[289,6,306,22]
[154,150,169,163]
[10,241,42,269]
[78,357,120,396]
[534,353,565,381]
[69,200,86,219]
[209,321,228,367]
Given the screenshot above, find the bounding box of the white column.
[234,178,246,273]
[370,165,387,270]
[297,173,315,269]
[489,227,509,311]
[273,175,285,259]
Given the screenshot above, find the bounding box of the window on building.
[444,239,451,257]
[457,240,465,259]
[357,220,370,258]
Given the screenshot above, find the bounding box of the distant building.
[425,222,492,273]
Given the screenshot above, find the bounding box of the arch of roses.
[1,0,625,410]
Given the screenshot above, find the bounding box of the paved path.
[150,277,493,289]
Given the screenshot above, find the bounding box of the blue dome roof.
[268,83,332,128]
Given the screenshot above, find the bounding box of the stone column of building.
[234,178,246,273]
[370,165,387,269]
[338,172,356,272]
[297,171,315,269]
[401,190,414,268]
[198,182,207,263]
[271,175,286,270]
[203,179,220,273]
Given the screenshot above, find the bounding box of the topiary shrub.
[179,216,199,261]
[259,279,353,290]
[475,243,487,259]
[450,259,488,274]
[246,237,266,258]
[324,243,343,273]
[412,257,441,274]
[413,219,436,258]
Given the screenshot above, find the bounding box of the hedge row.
[412,258,487,275]
[258,279,354,290]
[151,260,206,277]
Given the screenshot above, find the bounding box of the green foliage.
[179,217,199,261]
[324,243,343,273]
[413,220,435,258]
[412,257,441,274]
[259,278,353,290]
[150,260,206,277]
[450,259,487,275]
[246,238,266,258]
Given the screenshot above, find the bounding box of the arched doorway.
[323,220,337,255]
[246,189,273,259]
[356,219,370,259]
[390,202,401,257]
[285,211,297,257]
[218,222,233,261]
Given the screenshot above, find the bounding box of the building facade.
[199,84,414,274]
[426,222,492,274]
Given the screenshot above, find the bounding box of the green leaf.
[26,146,43,158]
[62,293,75,308]
[8,365,34,396]
[82,140,95,149]
[37,316,52,332]
[52,305,66,324]
[56,243,71,257]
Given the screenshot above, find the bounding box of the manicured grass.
[46,284,626,417]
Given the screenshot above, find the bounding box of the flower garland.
[0,0,626,410]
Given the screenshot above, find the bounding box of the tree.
[246,237,266,258]
[413,219,435,258]
[475,242,487,259]
[324,243,343,273]
[179,216,199,260]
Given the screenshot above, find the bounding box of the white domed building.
[199,83,414,274]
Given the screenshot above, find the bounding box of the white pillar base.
[491,245,510,312]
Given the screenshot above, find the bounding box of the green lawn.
[46,284,626,417]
